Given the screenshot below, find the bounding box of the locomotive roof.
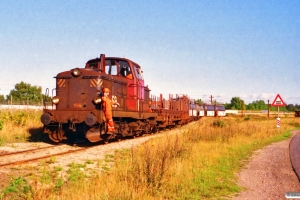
[87,57,142,68]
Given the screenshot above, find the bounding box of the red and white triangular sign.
[271,94,286,106]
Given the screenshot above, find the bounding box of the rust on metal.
[41,53,224,144]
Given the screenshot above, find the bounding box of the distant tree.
[255,100,266,110]
[256,100,267,110]
[286,104,295,111]
[42,94,52,103]
[196,99,203,104]
[227,97,243,110]
[7,81,43,104]
[224,103,231,109]
[0,94,5,103]
[246,102,255,110]
[246,100,268,110]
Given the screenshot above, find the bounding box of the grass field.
[0,109,44,145]
[0,110,299,199]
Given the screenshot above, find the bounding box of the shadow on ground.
[27,127,53,144]
[26,127,105,147]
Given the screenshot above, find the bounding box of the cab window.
[87,61,98,69]
[119,61,132,79]
[105,60,117,75]
[111,65,117,75]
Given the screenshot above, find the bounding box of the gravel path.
[234,130,300,200]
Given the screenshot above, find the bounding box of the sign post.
[271,94,286,131]
[276,117,281,128]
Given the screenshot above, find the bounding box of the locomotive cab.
[85,55,150,113]
[41,54,156,143]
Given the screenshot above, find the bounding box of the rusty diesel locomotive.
[41,54,197,143]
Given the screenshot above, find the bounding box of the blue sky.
[0,0,299,104]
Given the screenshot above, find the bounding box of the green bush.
[212,120,225,128]
[1,177,33,199]
[244,115,250,121]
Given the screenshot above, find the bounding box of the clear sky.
[0,0,299,104]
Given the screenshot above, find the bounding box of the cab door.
[118,61,138,111]
[133,65,145,114]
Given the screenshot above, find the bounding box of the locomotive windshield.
[105,60,118,75]
[86,58,143,80]
[87,60,98,69]
[105,59,135,79]
[119,61,132,77]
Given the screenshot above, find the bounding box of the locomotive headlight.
[72,68,81,77]
[52,96,60,104]
[93,96,102,104]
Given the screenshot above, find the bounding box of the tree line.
[197,96,299,112]
[223,97,300,112]
[0,82,299,111]
[0,81,51,105]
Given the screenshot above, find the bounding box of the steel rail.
[0,146,89,167]
[0,144,64,157]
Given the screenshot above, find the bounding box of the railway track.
[0,144,90,167]
[0,121,199,169]
[0,124,188,168]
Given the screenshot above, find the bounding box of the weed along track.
[0,125,189,169]
[0,144,90,167]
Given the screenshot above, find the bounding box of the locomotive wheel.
[86,127,102,143]
[85,124,106,143]
[48,129,65,143]
[151,126,158,134]
[144,124,152,134]
[116,134,122,142]
[104,134,115,144]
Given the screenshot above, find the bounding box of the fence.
[0,99,52,110]
[0,98,44,106]
[0,105,44,110]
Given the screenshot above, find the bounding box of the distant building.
[216,105,226,116]
[205,105,215,116]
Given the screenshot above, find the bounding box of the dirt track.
[234,130,300,199]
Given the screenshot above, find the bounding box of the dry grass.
[0,109,43,145]
[0,112,299,199]
[32,116,300,199]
